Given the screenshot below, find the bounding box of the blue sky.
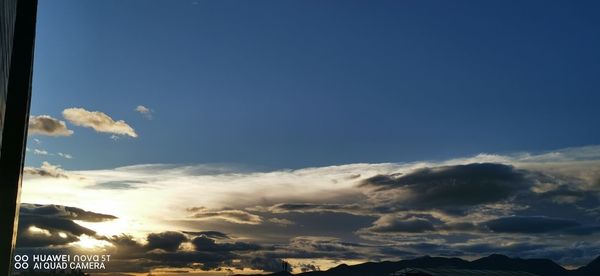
[27,0,600,170]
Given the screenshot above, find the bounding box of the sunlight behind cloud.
[28,226,51,236]
[70,235,113,249]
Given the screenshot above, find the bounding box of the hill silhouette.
[574,256,600,275]
[469,254,568,276]
[242,254,600,276]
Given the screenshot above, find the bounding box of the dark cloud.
[360,163,531,212]
[65,208,117,222]
[191,235,260,252]
[146,231,187,252]
[268,203,368,216]
[21,203,117,222]
[456,241,548,256]
[256,162,600,269]
[28,115,74,136]
[562,225,600,236]
[484,216,580,234]
[16,222,81,247]
[106,234,147,259]
[104,233,270,272]
[542,186,587,204]
[16,204,116,247]
[89,234,223,272]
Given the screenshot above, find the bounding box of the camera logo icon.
[13,255,29,270]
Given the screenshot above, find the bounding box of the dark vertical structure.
[0,0,38,274]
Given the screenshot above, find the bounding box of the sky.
[27,0,600,170]
[16,0,600,275]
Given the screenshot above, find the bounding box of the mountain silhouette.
[574,256,600,275]
[242,254,600,276]
[469,254,568,276]
[267,272,293,276]
[300,256,471,276]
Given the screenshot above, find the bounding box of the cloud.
[87,180,144,190]
[28,115,73,136]
[62,107,137,137]
[146,231,187,252]
[57,152,73,159]
[360,163,531,213]
[267,203,369,216]
[135,105,153,119]
[277,236,374,260]
[562,225,600,236]
[484,216,580,234]
[17,203,116,247]
[268,218,295,226]
[241,257,291,273]
[17,218,89,247]
[365,214,436,233]
[191,235,261,252]
[20,203,117,222]
[16,204,312,273]
[187,208,263,225]
[23,161,69,178]
[181,231,230,240]
[16,145,600,270]
[33,149,49,155]
[104,233,266,272]
[63,206,118,222]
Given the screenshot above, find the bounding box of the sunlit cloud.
[70,234,113,249]
[187,208,263,225]
[23,161,70,178]
[28,226,51,237]
[62,107,138,138]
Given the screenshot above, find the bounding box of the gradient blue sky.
[28,0,600,170]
